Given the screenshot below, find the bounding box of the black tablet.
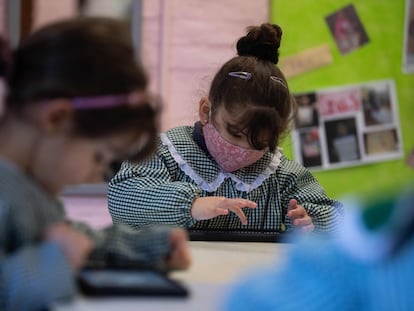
[78,268,189,297]
[187,228,290,243]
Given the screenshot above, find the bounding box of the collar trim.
[160,133,281,192]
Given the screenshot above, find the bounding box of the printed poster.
[292,79,403,170]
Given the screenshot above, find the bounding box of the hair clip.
[228,71,252,80]
[270,76,287,88]
[71,91,149,110]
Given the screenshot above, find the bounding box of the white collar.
[160,132,282,192]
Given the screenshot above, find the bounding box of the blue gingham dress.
[108,125,343,232]
[0,160,172,311]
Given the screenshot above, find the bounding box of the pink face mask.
[203,122,266,172]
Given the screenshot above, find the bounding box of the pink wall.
[32,0,77,30]
[0,0,77,36]
[142,0,269,131]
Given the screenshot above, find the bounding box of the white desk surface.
[54,241,290,311]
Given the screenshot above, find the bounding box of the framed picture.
[292,79,403,170]
[325,4,369,55]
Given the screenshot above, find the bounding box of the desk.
[54,241,290,311]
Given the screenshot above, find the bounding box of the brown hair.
[208,23,296,152]
[5,17,158,162]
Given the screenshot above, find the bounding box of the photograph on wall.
[298,128,323,168]
[361,82,394,126]
[403,0,414,73]
[295,92,319,128]
[364,129,399,156]
[324,117,360,164]
[325,4,370,55]
[292,79,403,171]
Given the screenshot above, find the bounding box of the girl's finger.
[228,206,248,225]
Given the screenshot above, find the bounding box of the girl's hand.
[45,223,94,271]
[287,199,315,232]
[191,197,257,225]
[166,229,192,270]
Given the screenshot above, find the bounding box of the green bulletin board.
[271,0,414,198]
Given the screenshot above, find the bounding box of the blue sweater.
[225,187,414,311]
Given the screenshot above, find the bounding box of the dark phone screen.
[78,269,189,297]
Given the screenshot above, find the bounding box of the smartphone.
[78,268,189,297]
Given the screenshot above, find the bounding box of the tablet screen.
[78,269,189,297]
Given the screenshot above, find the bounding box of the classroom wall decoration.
[292,79,403,171]
[403,0,414,73]
[272,0,414,198]
[279,44,333,78]
[325,4,369,55]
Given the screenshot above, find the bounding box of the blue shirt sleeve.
[224,238,357,311]
[1,241,76,311]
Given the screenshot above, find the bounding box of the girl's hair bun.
[236,23,282,64]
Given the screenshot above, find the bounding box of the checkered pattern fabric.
[108,126,343,232]
[0,160,172,311]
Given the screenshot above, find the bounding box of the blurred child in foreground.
[225,151,414,310]
[0,18,190,311]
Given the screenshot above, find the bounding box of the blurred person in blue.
[224,152,414,310]
[0,18,190,311]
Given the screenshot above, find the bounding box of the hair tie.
[228,71,252,80]
[270,76,287,88]
[71,91,151,110]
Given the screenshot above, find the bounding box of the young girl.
[0,17,190,310]
[108,23,343,233]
